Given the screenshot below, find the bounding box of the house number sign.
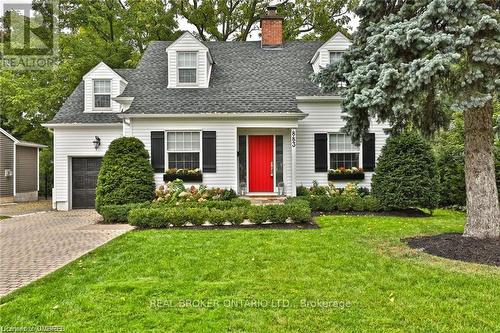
[291,129,296,148]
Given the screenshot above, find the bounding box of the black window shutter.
[314,133,328,172]
[202,131,216,173]
[362,133,376,171]
[150,131,165,173]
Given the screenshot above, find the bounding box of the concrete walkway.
[0,210,134,296]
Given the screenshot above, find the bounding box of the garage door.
[72,157,102,209]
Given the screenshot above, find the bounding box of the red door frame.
[248,135,275,192]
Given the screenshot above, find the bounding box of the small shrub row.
[100,202,151,223]
[128,200,311,228]
[305,195,382,212]
[100,198,251,223]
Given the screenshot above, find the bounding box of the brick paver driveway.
[0,210,134,296]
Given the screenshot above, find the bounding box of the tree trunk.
[463,101,500,239]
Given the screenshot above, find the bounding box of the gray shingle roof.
[49,41,326,124]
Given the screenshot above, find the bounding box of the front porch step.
[241,196,286,205]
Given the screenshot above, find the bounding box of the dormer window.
[329,51,344,64]
[177,51,197,84]
[93,79,111,109]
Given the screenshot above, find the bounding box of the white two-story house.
[45,6,388,210]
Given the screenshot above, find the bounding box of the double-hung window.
[329,51,343,64]
[329,133,360,169]
[93,79,111,108]
[167,131,200,169]
[177,51,197,84]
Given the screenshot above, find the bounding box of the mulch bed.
[313,208,430,218]
[134,221,319,230]
[404,233,500,266]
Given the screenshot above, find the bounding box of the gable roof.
[165,32,214,64]
[83,62,128,83]
[48,40,330,124]
[0,128,47,148]
[310,32,350,64]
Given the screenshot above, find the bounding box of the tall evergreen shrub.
[372,132,438,210]
[96,137,155,213]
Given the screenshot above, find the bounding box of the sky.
[176,10,360,41]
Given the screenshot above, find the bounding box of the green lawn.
[0,210,498,332]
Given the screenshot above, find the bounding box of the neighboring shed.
[0,128,47,203]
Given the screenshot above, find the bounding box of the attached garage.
[71,157,102,209]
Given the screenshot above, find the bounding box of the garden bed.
[404,233,500,266]
[133,221,319,230]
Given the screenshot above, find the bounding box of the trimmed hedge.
[304,195,382,212]
[128,200,311,228]
[95,137,155,213]
[100,202,150,223]
[99,198,251,223]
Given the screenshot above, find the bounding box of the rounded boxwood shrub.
[372,132,439,210]
[100,202,151,223]
[129,208,167,228]
[96,137,156,213]
[209,209,227,225]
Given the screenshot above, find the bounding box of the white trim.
[0,128,47,148]
[113,96,134,103]
[42,123,123,128]
[327,132,362,170]
[83,62,128,84]
[37,148,40,192]
[296,96,343,102]
[290,128,297,196]
[16,141,47,148]
[177,51,198,85]
[0,127,18,143]
[120,113,307,120]
[165,32,214,64]
[92,78,112,111]
[309,31,351,64]
[165,130,202,170]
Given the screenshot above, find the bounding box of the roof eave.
[16,141,47,148]
[296,95,343,102]
[42,123,123,128]
[118,112,308,120]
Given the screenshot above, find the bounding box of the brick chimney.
[260,6,283,48]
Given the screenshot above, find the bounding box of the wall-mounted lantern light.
[92,136,101,150]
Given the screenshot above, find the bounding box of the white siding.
[166,33,211,88]
[311,32,351,73]
[296,101,389,189]
[83,62,127,113]
[52,126,122,210]
[130,118,298,193]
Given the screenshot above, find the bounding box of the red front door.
[248,135,274,192]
